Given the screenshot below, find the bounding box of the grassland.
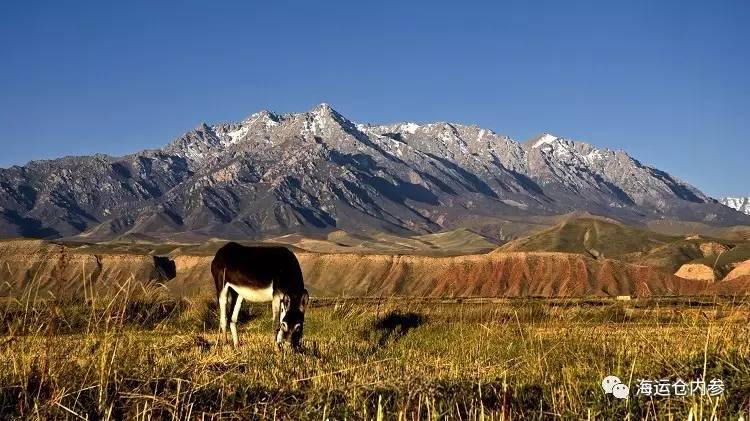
[1,287,749,419]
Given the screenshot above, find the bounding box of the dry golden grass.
[1,284,749,419]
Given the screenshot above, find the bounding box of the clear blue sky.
[1,0,747,197]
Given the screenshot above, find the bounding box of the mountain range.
[0,103,747,241]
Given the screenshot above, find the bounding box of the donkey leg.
[272,294,282,348]
[218,284,229,344]
[230,294,243,348]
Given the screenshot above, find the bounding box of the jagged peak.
[297,103,351,127]
[362,121,514,147]
[312,102,333,111]
[525,133,559,148]
[242,109,278,123]
[523,133,612,155]
[396,122,422,134]
[309,102,343,118]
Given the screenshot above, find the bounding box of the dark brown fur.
[211,242,308,348]
[211,242,305,297]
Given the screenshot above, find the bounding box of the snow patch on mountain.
[401,122,421,134]
[533,133,558,148]
[720,197,750,215]
[226,126,249,144]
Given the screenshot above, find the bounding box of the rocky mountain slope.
[721,197,750,215]
[1,104,747,240]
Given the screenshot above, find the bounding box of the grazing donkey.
[211,242,309,349]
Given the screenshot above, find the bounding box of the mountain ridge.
[0,103,747,241]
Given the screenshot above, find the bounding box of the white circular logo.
[601,375,621,394]
[612,383,629,399]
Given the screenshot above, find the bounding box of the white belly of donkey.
[228,283,273,302]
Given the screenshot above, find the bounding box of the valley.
[3,217,749,300]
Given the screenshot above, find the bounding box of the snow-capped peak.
[243,110,279,128]
[400,122,421,134]
[532,133,559,148]
[308,103,349,124]
[311,102,335,116]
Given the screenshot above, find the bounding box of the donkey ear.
[281,294,291,309]
[299,289,309,312]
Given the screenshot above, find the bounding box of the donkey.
[211,242,309,349]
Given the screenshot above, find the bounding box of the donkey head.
[277,289,309,348]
